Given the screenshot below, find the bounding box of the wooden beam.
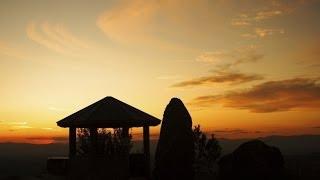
[143,126,150,179]
[69,127,76,158]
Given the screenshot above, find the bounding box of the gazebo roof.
[57,96,161,128]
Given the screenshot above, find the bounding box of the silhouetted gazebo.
[56,96,161,179]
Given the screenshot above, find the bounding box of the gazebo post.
[69,127,76,158]
[121,127,129,137]
[89,128,98,157]
[143,125,150,179]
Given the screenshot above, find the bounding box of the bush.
[193,125,221,172]
[76,128,132,157]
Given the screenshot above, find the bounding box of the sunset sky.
[1,0,320,143]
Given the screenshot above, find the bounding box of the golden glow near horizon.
[1,0,320,143]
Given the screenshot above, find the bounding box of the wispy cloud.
[242,28,285,39]
[97,0,158,44]
[9,125,33,131]
[1,121,28,125]
[196,46,263,69]
[11,125,33,129]
[231,10,283,27]
[173,45,264,88]
[231,0,309,40]
[196,51,229,64]
[26,136,67,143]
[255,10,283,21]
[0,121,33,131]
[96,0,210,50]
[40,127,61,132]
[1,121,60,133]
[26,21,92,56]
[231,0,308,27]
[231,14,251,26]
[208,128,264,135]
[172,71,263,88]
[255,28,285,37]
[191,78,320,113]
[213,128,250,134]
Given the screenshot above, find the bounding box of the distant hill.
[219,134,320,155]
[0,134,320,178]
[0,143,67,178]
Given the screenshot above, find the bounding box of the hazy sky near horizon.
[0,0,320,143]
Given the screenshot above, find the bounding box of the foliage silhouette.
[193,125,221,170]
[76,128,132,157]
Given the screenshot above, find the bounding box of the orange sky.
[0,0,320,144]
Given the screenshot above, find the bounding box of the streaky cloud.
[191,78,320,113]
[172,71,263,87]
[26,21,92,57]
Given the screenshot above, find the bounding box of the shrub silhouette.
[194,125,221,166]
[76,128,132,157]
[193,125,221,177]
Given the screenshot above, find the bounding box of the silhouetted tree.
[154,98,194,180]
[77,128,90,156]
[194,125,221,166]
[193,125,221,178]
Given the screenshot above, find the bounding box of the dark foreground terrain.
[1,135,320,179]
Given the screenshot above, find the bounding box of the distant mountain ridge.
[0,134,320,178]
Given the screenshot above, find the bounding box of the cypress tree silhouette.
[154,98,194,180]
